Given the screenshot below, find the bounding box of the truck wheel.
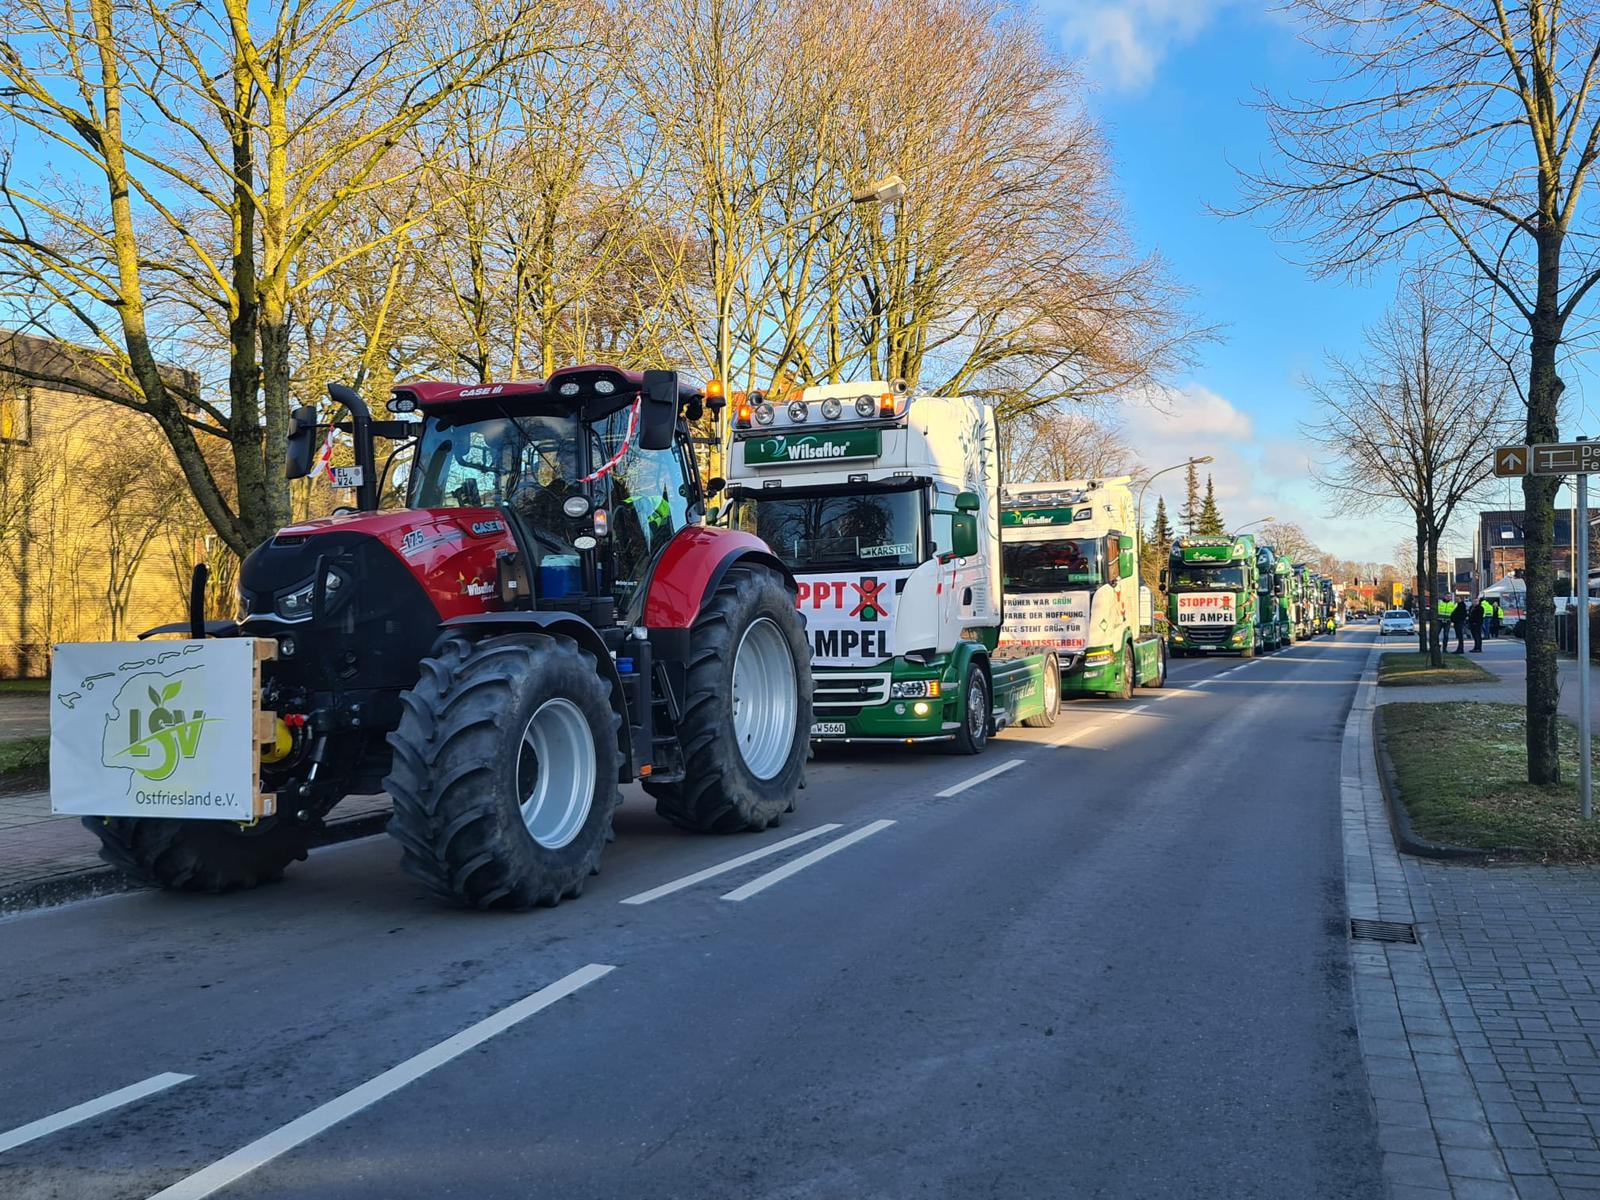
[1139,640,1167,688]
[1022,654,1060,727]
[649,565,811,833]
[83,814,313,892]
[1110,642,1134,701]
[950,660,990,754]
[384,633,620,910]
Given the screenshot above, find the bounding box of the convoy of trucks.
[47,363,1350,912]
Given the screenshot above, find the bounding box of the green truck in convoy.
[1291,564,1318,640]
[723,380,1059,753]
[996,477,1167,700]
[1255,542,1290,650]
[1165,534,1264,657]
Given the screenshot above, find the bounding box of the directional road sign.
[1494,446,1528,477]
[1530,441,1600,476]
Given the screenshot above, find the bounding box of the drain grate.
[1351,918,1419,944]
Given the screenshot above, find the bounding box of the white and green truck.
[996,478,1167,699]
[723,381,1059,753]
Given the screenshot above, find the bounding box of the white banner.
[1176,593,1236,626]
[51,640,262,821]
[794,570,913,667]
[1000,591,1088,655]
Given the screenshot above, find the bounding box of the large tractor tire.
[83,814,313,892]
[1022,654,1061,728]
[647,565,811,833]
[384,632,621,910]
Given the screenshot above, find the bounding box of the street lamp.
[1231,517,1275,536]
[1134,455,1215,542]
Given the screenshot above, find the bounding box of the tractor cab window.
[592,407,692,609]
[410,412,579,514]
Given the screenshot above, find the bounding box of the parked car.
[1379,608,1417,637]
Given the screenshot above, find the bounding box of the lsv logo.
[111,678,213,781]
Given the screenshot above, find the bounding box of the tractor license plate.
[810,721,846,737]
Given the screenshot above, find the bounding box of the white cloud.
[1046,0,1234,91]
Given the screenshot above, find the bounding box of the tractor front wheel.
[384,633,620,910]
[84,815,313,893]
[648,565,812,833]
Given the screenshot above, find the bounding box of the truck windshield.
[731,490,922,571]
[1172,564,1246,590]
[1003,539,1102,591]
[410,411,580,511]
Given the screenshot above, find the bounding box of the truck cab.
[997,477,1166,697]
[723,381,1056,752]
[1166,534,1263,657]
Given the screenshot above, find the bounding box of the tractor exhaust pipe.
[188,563,209,639]
[285,382,379,512]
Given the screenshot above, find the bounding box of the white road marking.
[720,820,896,902]
[619,824,844,905]
[145,964,614,1200]
[934,758,1025,798]
[0,1073,192,1156]
[1128,704,1149,714]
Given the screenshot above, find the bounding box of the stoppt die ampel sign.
[51,639,261,821]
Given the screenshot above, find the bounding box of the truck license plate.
[810,721,846,737]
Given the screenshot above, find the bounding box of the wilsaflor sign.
[741,428,881,467]
[51,640,264,821]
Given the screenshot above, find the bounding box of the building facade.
[1474,508,1600,596]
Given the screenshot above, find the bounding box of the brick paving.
[1351,631,1600,1198]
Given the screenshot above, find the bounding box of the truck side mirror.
[1274,577,1286,596]
[1159,569,1169,590]
[1120,547,1136,579]
[955,491,980,512]
[286,405,319,480]
[951,512,979,558]
[639,369,679,451]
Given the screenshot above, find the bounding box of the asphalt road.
[0,628,1383,1200]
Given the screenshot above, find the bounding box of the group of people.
[1435,595,1503,654]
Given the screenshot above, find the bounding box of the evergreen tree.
[1178,461,1201,535]
[1196,475,1226,535]
[1143,495,1176,594]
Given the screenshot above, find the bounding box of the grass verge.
[1377,651,1496,687]
[0,735,48,781]
[1381,702,1600,861]
[0,679,47,693]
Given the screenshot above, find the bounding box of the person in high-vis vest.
[1436,596,1453,653]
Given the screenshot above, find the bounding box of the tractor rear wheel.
[83,814,313,892]
[648,565,811,833]
[384,633,620,910]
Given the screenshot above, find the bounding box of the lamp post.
[1231,517,1275,537]
[1134,455,1215,543]
[714,174,905,397]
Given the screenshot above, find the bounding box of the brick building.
[1475,508,1600,595]
[0,331,208,678]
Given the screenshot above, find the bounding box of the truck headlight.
[890,679,941,699]
[1084,649,1114,667]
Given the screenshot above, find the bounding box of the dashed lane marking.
[619,824,844,905]
[934,758,1025,798]
[720,820,896,902]
[0,1073,193,1156]
[145,964,615,1200]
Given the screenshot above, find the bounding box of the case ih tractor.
[76,365,813,909]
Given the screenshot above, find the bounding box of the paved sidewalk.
[1380,633,1600,723]
[0,690,48,741]
[1352,632,1600,1198]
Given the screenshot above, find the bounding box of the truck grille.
[1182,625,1232,646]
[814,672,891,716]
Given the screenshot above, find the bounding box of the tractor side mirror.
[705,476,725,498]
[951,512,979,558]
[640,369,679,451]
[286,405,319,480]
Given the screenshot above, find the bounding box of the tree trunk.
[1428,530,1444,667]
[1525,239,1565,784]
[1414,521,1428,655]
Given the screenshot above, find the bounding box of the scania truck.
[1256,543,1290,650]
[1165,534,1263,656]
[996,477,1167,699]
[724,380,1058,753]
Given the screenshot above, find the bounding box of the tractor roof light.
[736,401,753,428]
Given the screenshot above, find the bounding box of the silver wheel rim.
[515,697,595,850]
[1045,665,1059,713]
[968,674,986,740]
[731,617,797,780]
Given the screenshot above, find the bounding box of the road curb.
[0,810,392,917]
[1369,706,1498,861]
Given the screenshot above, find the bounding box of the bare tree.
[999,407,1138,482]
[1259,520,1320,565]
[1242,0,1600,781]
[0,0,539,554]
[1303,279,1515,667]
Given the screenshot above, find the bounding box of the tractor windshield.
[409,411,580,512]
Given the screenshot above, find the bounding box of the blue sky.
[1046,0,1508,567]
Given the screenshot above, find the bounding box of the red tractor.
[84,365,813,909]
